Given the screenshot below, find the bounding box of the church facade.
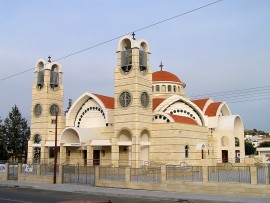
[27,35,245,167]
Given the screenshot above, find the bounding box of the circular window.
[119,92,131,107]
[50,104,59,116]
[141,92,149,108]
[34,104,42,117]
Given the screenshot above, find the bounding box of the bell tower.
[113,35,152,167]
[27,58,65,164]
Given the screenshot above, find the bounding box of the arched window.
[178,86,180,93]
[34,134,42,144]
[235,137,240,147]
[33,134,41,163]
[139,43,147,73]
[121,39,132,73]
[168,85,171,92]
[50,65,59,89]
[37,62,44,89]
[185,145,189,158]
[221,136,229,146]
[173,86,176,92]
[161,85,166,92]
[156,85,160,92]
[201,144,206,159]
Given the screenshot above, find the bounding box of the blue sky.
[0,0,270,132]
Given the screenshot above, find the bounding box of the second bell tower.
[113,35,152,167]
[27,58,65,164]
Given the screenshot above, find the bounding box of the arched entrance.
[118,129,132,166]
[60,127,105,165]
[140,129,150,165]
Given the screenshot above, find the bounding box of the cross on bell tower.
[132,32,136,40]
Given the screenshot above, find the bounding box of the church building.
[27,35,245,167]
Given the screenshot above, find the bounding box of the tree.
[2,105,30,162]
[245,141,255,155]
[0,117,8,160]
[259,141,270,148]
[64,99,72,115]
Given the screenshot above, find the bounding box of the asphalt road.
[0,186,190,203]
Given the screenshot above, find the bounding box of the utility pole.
[53,109,58,184]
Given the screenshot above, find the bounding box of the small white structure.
[256,147,270,163]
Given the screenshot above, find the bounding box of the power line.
[0,0,223,82]
[191,85,270,98]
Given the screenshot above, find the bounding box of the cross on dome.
[48,55,51,63]
[159,61,164,71]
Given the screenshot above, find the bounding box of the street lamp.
[53,109,58,184]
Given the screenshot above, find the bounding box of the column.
[5,163,9,180]
[132,136,140,168]
[111,137,119,167]
[27,141,34,164]
[58,165,63,184]
[161,165,166,182]
[250,166,258,184]
[87,145,93,166]
[60,144,66,165]
[18,163,22,175]
[202,166,209,183]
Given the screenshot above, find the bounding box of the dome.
[152,71,181,83]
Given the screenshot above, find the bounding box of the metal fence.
[63,165,95,185]
[166,165,203,182]
[257,164,270,184]
[8,164,18,180]
[99,166,126,181]
[40,163,59,176]
[208,163,251,183]
[130,166,161,183]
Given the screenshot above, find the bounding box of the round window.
[50,104,59,116]
[34,104,42,117]
[141,92,149,108]
[119,92,131,107]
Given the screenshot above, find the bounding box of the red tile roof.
[192,98,210,111]
[152,98,165,111]
[93,93,114,109]
[170,115,198,125]
[205,102,222,117]
[152,71,181,83]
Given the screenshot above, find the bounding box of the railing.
[40,163,59,176]
[99,165,126,181]
[208,163,251,183]
[166,165,203,182]
[8,164,18,180]
[63,164,95,185]
[130,166,161,183]
[257,164,270,184]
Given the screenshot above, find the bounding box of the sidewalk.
[0,180,270,203]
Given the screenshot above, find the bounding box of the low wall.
[95,165,270,199]
[96,178,270,198]
[0,172,7,180]
[18,174,54,184]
